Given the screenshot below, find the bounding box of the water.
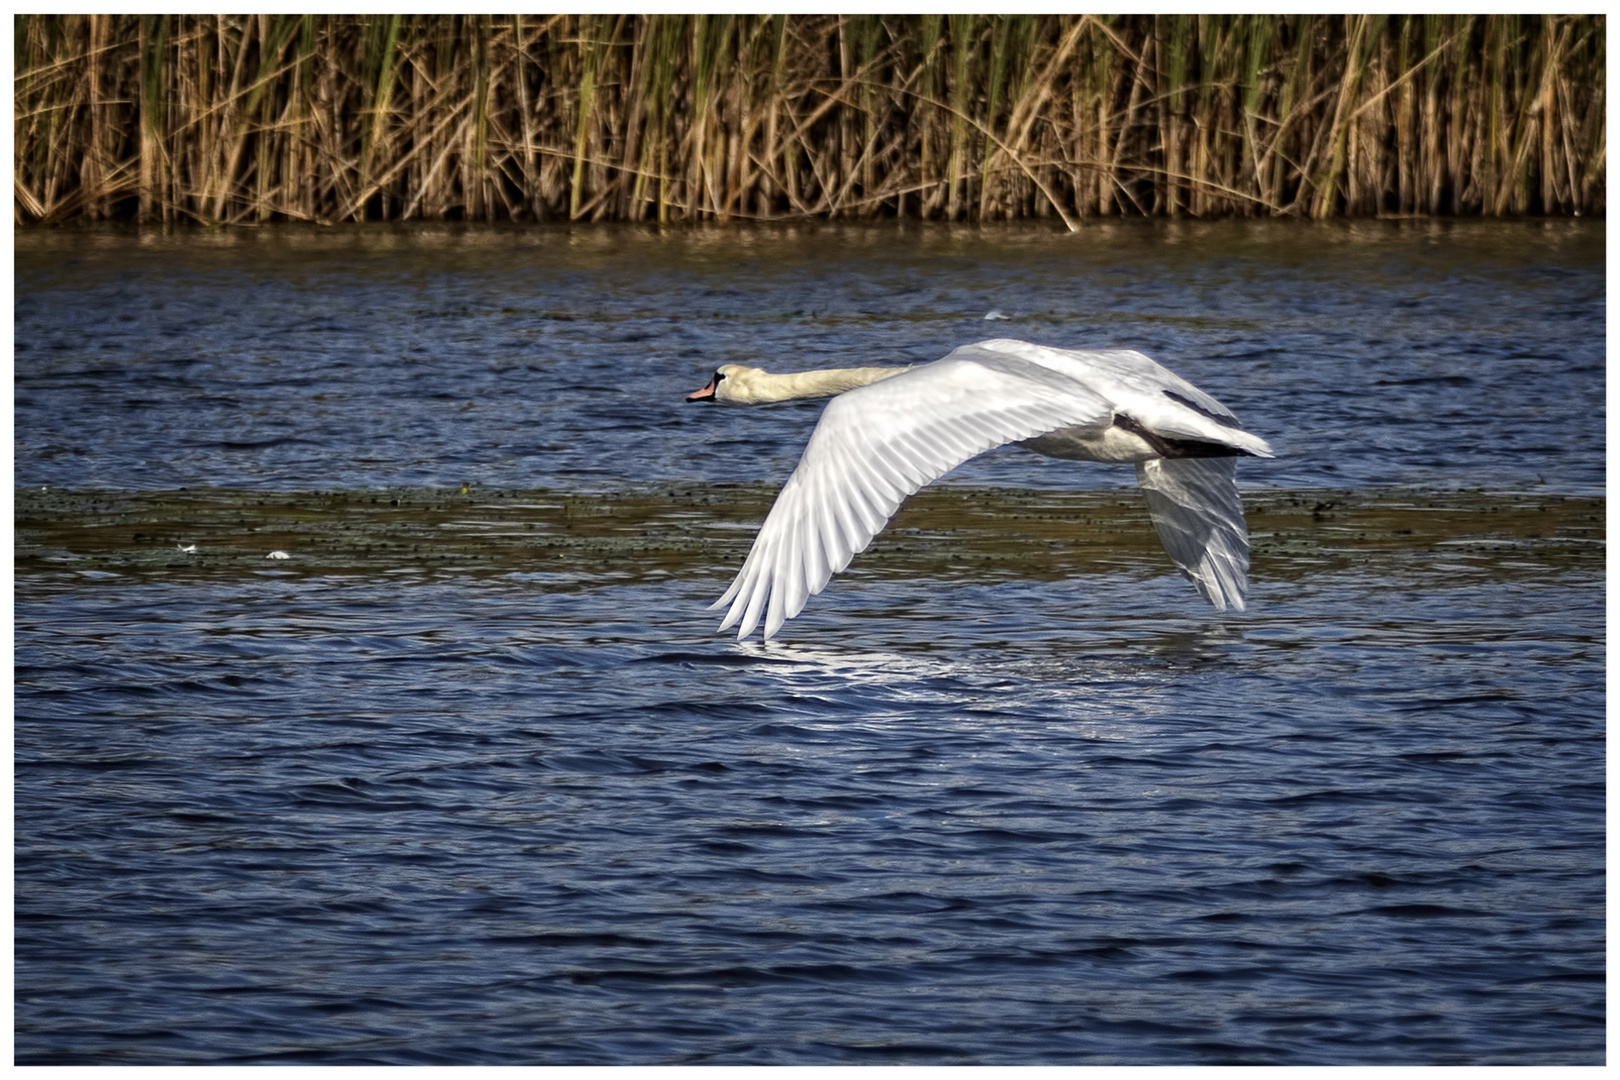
[14,220,1604,494]
[14,221,1605,1065]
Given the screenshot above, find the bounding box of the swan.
[687,338,1273,640]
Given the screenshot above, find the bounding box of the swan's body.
[687,338,1273,640]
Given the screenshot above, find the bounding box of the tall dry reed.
[13,14,1606,226]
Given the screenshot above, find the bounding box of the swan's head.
[686,364,766,404]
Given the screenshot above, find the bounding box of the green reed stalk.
[945,15,973,220]
[350,13,402,220]
[1238,16,1264,208]
[1079,17,1111,217]
[137,14,166,221]
[653,15,681,223]
[1192,16,1222,216]
[468,14,491,222]
[915,14,942,218]
[759,14,790,218]
[1162,14,1191,216]
[979,16,1010,218]
[570,14,600,220]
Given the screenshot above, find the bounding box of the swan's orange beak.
[686,377,718,402]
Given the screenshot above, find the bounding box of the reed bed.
[14,14,1606,227]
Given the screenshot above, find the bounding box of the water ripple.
[14,222,1604,1065]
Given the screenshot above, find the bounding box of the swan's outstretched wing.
[715,356,1111,640]
[1135,457,1251,610]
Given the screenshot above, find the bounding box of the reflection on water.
[13,222,1605,1065]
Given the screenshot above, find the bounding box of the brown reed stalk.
[13,14,1606,226]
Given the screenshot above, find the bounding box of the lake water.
[14,220,1605,1064]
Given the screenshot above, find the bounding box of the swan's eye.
[713,370,726,384]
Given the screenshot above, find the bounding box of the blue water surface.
[14,221,1605,1065]
[14,219,1605,494]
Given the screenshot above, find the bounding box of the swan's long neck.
[730,366,906,404]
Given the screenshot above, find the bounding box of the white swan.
[687,338,1273,640]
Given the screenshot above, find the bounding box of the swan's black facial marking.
[1113,412,1249,458]
[686,370,726,403]
[1163,389,1241,428]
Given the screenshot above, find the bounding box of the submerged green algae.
[15,485,1603,593]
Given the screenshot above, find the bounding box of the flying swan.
[687,338,1272,640]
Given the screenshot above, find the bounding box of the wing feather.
[1135,457,1251,610]
[717,357,1110,639]
[968,339,1272,456]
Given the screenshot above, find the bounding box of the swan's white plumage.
[1135,457,1249,610]
[706,339,1272,640]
